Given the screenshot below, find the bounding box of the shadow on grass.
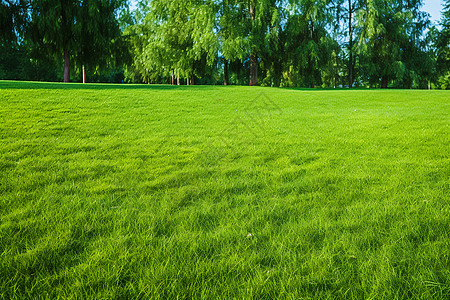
[0,80,227,91]
[275,86,374,92]
[1,81,437,91]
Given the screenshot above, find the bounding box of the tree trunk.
[177,74,180,85]
[381,76,388,88]
[348,0,353,88]
[61,1,70,83]
[348,48,353,88]
[224,59,229,86]
[309,20,314,89]
[250,52,258,86]
[190,74,195,85]
[171,70,174,85]
[64,48,70,83]
[82,65,86,84]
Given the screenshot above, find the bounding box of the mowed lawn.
[0,81,449,299]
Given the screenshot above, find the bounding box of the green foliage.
[0,0,29,44]
[124,0,437,88]
[356,0,430,88]
[217,0,250,62]
[279,0,333,87]
[26,0,127,82]
[0,0,442,87]
[438,72,450,89]
[435,0,450,85]
[0,0,31,80]
[76,0,128,70]
[125,0,219,83]
[1,82,449,298]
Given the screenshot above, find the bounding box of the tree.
[1,0,29,44]
[28,0,126,83]
[331,0,365,87]
[395,5,432,89]
[125,0,218,84]
[247,0,282,86]
[281,0,334,87]
[436,0,450,88]
[356,0,429,88]
[28,0,76,82]
[216,0,281,86]
[216,0,250,85]
[0,0,30,79]
[77,0,127,83]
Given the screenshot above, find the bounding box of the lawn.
[0,81,449,299]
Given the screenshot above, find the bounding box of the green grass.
[0,80,449,299]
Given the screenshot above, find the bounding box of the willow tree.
[28,0,125,83]
[282,0,333,87]
[28,0,76,82]
[129,0,218,84]
[332,0,365,87]
[1,0,29,46]
[436,0,450,88]
[356,0,429,88]
[77,0,127,83]
[216,0,250,85]
[246,0,282,86]
[0,0,30,79]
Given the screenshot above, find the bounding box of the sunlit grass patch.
[1,81,449,299]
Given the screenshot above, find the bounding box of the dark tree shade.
[28,0,126,83]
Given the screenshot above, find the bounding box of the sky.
[423,0,444,23]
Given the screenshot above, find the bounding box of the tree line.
[1,0,128,83]
[1,0,450,89]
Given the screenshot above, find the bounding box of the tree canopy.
[1,0,127,82]
[1,0,449,88]
[436,0,450,88]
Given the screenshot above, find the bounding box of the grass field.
[0,81,449,299]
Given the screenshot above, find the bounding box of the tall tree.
[436,0,450,88]
[28,0,126,83]
[356,0,428,88]
[216,0,250,85]
[1,0,29,45]
[30,0,78,82]
[249,0,258,85]
[283,0,333,87]
[77,0,127,83]
[126,0,217,84]
[333,0,364,87]
[247,0,281,86]
[0,0,30,79]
